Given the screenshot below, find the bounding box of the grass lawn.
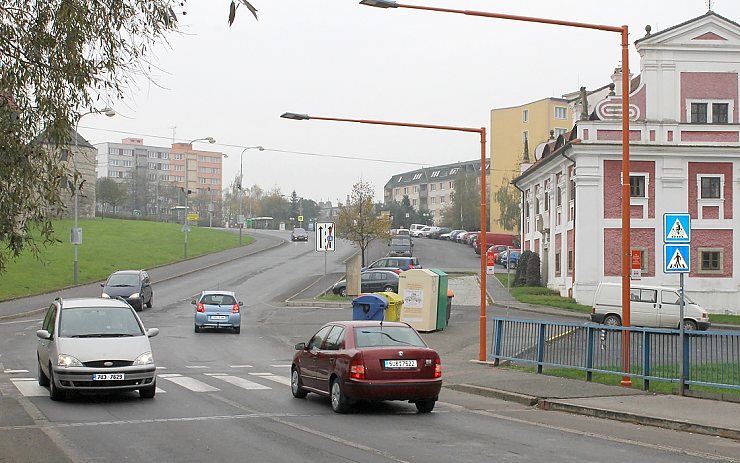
[710,314,740,326]
[0,218,252,301]
[317,294,350,302]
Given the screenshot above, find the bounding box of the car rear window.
[59,307,144,337]
[201,294,236,305]
[391,238,410,246]
[354,326,426,348]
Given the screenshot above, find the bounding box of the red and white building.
[513,12,740,313]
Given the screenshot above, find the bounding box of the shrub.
[514,250,532,287]
[526,252,542,286]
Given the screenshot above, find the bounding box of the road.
[1,230,738,462]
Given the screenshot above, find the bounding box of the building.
[59,130,98,219]
[513,11,740,312]
[383,159,490,224]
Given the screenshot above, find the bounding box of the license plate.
[384,359,417,369]
[93,373,124,381]
[210,315,228,321]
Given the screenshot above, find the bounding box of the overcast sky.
[81,0,739,203]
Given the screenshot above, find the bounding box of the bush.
[526,252,542,286]
[514,250,532,287]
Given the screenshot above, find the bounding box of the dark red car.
[291,320,442,413]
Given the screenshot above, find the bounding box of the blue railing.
[491,317,740,391]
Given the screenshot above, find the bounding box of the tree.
[526,252,542,287]
[514,250,532,287]
[96,178,127,217]
[441,172,482,230]
[336,181,390,266]
[494,178,520,233]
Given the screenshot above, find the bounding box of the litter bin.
[376,292,403,322]
[352,294,388,321]
[429,269,449,330]
[446,289,455,324]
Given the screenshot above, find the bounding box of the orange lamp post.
[361,0,632,384]
[281,112,489,361]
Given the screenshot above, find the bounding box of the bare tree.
[336,181,390,266]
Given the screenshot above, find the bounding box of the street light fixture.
[281,111,488,360]
[72,106,116,284]
[360,0,633,381]
[239,145,265,244]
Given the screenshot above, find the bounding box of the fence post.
[493,319,503,366]
[642,330,651,391]
[681,332,690,392]
[536,322,546,374]
[585,326,594,382]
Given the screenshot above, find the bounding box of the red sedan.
[291,320,442,413]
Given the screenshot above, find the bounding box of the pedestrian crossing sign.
[664,244,690,273]
[664,213,691,243]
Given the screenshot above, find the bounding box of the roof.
[634,10,740,45]
[385,158,490,190]
[111,269,145,275]
[58,297,132,309]
[201,290,236,296]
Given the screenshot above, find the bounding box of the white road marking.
[250,373,290,386]
[4,369,29,374]
[269,364,291,368]
[229,365,253,368]
[158,374,219,392]
[184,365,209,369]
[155,366,167,370]
[205,373,270,390]
[11,378,48,397]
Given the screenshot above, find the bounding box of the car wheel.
[604,315,622,327]
[682,319,698,331]
[48,366,64,401]
[291,368,308,399]
[383,285,395,293]
[330,378,349,414]
[139,379,156,399]
[38,358,49,387]
[233,326,241,334]
[194,324,200,333]
[146,294,153,309]
[415,399,436,413]
[339,287,347,297]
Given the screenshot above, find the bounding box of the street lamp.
[239,145,265,244]
[72,106,116,284]
[182,137,217,258]
[281,111,488,360]
[360,0,633,381]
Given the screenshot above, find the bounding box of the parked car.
[445,229,465,241]
[332,269,400,297]
[388,235,414,257]
[456,231,474,243]
[101,270,153,311]
[474,232,520,254]
[429,227,451,239]
[193,291,243,333]
[591,282,710,330]
[496,248,521,265]
[409,224,426,237]
[364,256,421,273]
[501,250,521,268]
[418,226,441,238]
[487,245,509,263]
[392,228,411,236]
[291,320,442,413]
[36,297,159,401]
[291,227,309,242]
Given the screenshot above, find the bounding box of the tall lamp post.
[183,137,216,258]
[281,111,489,361]
[72,107,116,284]
[239,146,264,244]
[360,0,633,383]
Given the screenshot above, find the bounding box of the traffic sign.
[664,213,691,243]
[664,244,690,273]
[187,213,199,222]
[298,215,304,222]
[316,222,336,252]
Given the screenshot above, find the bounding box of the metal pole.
[679,272,685,395]
[73,117,82,284]
[209,188,213,228]
[620,26,632,387]
[184,154,189,259]
[479,128,487,362]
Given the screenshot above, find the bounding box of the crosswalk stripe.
[229,365,253,368]
[159,374,219,392]
[4,369,29,374]
[10,378,48,397]
[206,374,270,390]
[250,373,291,386]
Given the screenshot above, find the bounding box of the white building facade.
[514,12,740,313]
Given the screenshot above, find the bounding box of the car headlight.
[57,354,83,367]
[101,293,110,298]
[129,293,141,299]
[134,351,154,365]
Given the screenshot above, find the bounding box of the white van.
[409,224,426,237]
[591,282,710,330]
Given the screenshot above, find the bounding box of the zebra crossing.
[4,364,293,398]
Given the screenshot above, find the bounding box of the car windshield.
[293,228,306,234]
[59,307,144,338]
[201,294,236,305]
[107,274,139,287]
[354,326,426,348]
[391,238,410,246]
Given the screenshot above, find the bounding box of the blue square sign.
[664,213,691,243]
[664,244,690,273]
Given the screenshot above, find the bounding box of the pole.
[209,188,213,228]
[184,154,189,259]
[679,272,686,395]
[479,128,487,362]
[620,26,632,387]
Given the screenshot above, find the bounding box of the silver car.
[36,297,159,401]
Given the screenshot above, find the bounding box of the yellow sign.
[298,215,304,222]
[187,213,199,222]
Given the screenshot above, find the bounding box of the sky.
[80,0,740,203]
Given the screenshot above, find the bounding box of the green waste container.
[429,269,449,330]
[376,292,403,322]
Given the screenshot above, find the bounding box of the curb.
[285,299,352,309]
[539,399,740,441]
[446,384,538,406]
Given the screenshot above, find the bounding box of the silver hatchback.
[36,297,159,401]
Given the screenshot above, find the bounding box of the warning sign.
[663,213,691,243]
[664,244,690,273]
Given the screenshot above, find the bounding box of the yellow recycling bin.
[375,292,403,322]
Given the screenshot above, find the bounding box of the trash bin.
[429,269,449,330]
[376,292,403,322]
[352,294,388,321]
[446,289,455,325]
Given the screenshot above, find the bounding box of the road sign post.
[663,212,690,395]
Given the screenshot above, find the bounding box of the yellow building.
[489,98,573,233]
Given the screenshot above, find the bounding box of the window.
[449,181,454,189]
[431,171,440,178]
[394,188,400,196]
[324,326,344,351]
[698,248,723,274]
[522,109,529,122]
[430,183,436,191]
[689,100,732,124]
[413,173,422,180]
[413,186,418,193]
[713,103,729,123]
[630,289,657,303]
[403,187,408,195]
[439,182,443,190]
[700,177,721,199]
[449,168,458,175]
[629,175,645,198]
[556,186,562,207]
[522,131,529,144]
[567,250,573,272]
[412,199,417,206]
[691,103,707,123]
[554,128,568,137]
[439,195,445,203]
[661,291,681,305]
[555,252,561,274]
[543,192,549,211]
[430,197,436,205]
[554,106,567,120]
[309,326,332,350]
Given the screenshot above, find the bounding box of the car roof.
[111,270,143,275]
[200,290,236,296]
[328,320,412,329]
[58,297,132,310]
[293,228,306,231]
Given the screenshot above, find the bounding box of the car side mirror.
[146,328,159,338]
[36,329,52,340]
[295,342,306,350]
[191,300,196,305]
[100,283,105,288]
[238,301,244,306]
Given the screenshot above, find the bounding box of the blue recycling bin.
[352,294,388,321]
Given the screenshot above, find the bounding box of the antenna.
[169,126,176,144]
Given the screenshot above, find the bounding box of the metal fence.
[491,317,740,391]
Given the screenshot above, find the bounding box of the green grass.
[495,274,592,314]
[0,218,252,301]
[317,294,350,302]
[709,314,740,326]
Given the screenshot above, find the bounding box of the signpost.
[663,213,690,395]
[316,222,336,275]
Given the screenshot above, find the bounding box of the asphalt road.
[1,230,738,462]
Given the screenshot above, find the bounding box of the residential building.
[513,11,740,312]
[51,130,98,219]
[383,159,490,224]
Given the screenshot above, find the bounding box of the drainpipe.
[513,182,525,251]
[561,145,576,298]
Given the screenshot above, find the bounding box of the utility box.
[376,292,403,322]
[429,269,449,331]
[345,253,362,297]
[352,294,387,321]
[398,269,439,332]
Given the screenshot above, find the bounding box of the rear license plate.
[210,315,228,321]
[93,373,124,381]
[384,360,417,369]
